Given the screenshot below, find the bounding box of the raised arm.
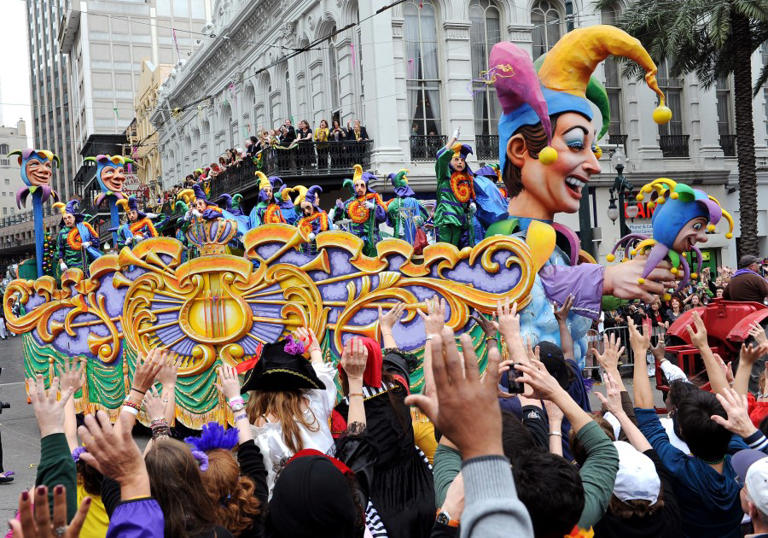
[418,296,447,397]
[733,338,768,396]
[686,311,729,394]
[553,295,575,360]
[379,302,406,350]
[340,338,368,429]
[592,331,627,392]
[597,371,652,452]
[59,356,85,452]
[628,318,655,409]
[216,364,253,445]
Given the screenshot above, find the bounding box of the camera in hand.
[503,366,525,395]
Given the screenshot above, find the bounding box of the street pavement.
[0,334,669,522]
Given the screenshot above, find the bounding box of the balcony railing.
[475,134,499,160]
[410,135,447,161]
[719,134,737,157]
[659,134,690,158]
[608,134,628,153]
[209,140,373,200]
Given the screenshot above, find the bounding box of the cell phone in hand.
[502,366,524,394]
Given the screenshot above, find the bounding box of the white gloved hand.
[81,241,91,249]
[146,213,158,219]
[125,236,133,245]
[308,232,316,241]
[192,209,202,218]
[135,234,144,240]
[469,202,477,214]
[452,125,461,139]
[103,242,111,251]
[365,201,375,210]
[59,261,67,272]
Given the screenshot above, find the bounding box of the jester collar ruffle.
[16,185,58,209]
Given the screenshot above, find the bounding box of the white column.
[688,78,723,160]
[625,78,663,161]
[336,36,356,123]
[360,3,405,170]
[441,21,475,159]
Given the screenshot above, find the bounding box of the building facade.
[151,0,768,268]
[0,119,33,219]
[131,60,173,193]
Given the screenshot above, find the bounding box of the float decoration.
[5,221,536,427]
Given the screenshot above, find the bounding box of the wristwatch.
[435,510,460,528]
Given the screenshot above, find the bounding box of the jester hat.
[306,185,323,207]
[216,193,234,211]
[52,200,85,224]
[388,169,415,198]
[490,25,671,172]
[116,195,145,219]
[192,183,217,206]
[350,164,378,194]
[436,144,475,175]
[11,149,60,208]
[608,177,734,295]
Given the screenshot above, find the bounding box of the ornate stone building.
[152,0,768,267]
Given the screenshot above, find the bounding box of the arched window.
[328,31,341,116]
[0,144,9,155]
[470,0,502,156]
[404,0,442,158]
[531,0,563,60]
[285,70,292,120]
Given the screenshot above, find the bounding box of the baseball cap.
[732,449,768,486]
[612,441,661,504]
[739,255,761,269]
[746,456,768,515]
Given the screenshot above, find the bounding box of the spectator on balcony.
[296,120,314,171]
[347,119,369,141]
[331,119,346,141]
[281,119,296,146]
[330,119,347,168]
[315,119,331,169]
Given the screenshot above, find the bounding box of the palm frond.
[753,62,768,96]
[733,0,768,23]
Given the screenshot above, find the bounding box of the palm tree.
[597,0,768,256]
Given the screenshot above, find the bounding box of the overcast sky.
[0,0,33,145]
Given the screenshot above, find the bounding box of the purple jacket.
[107,499,164,538]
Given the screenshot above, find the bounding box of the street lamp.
[609,147,633,237]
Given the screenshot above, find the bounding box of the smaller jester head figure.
[10,149,60,208]
[85,155,134,199]
[608,177,734,298]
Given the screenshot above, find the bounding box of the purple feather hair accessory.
[283,334,305,356]
[71,446,87,462]
[191,450,209,472]
[184,422,239,453]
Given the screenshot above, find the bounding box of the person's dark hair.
[502,114,562,198]
[666,379,699,412]
[538,341,574,390]
[608,490,665,519]
[202,449,262,535]
[501,411,537,462]
[512,450,585,538]
[570,414,615,466]
[145,438,219,538]
[675,389,730,461]
[77,460,103,496]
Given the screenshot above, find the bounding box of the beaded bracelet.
[123,399,141,411]
[233,412,248,422]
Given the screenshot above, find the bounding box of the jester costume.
[434,144,476,248]
[386,170,428,243]
[53,200,101,273]
[115,196,159,249]
[249,173,286,226]
[334,165,387,257]
[484,26,673,366]
[277,186,299,225]
[191,184,225,221]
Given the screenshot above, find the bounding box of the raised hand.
[28,375,71,438]
[711,387,758,439]
[740,341,768,367]
[132,348,166,394]
[378,302,406,334]
[591,332,625,372]
[595,370,623,416]
[418,296,447,336]
[627,317,651,353]
[470,309,499,338]
[553,294,574,324]
[341,338,368,380]
[513,358,563,402]
[496,298,520,339]
[685,311,709,350]
[405,327,503,460]
[142,386,166,422]
[9,485,90,538]
[156,354,179,388]
[294,326,321,354]
[749,322,768,345]
[58,357,85,396]
[216,364,243,401]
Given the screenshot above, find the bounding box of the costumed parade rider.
[434,128,477,248]
[386,169,429,244]
[249,172,286,226]
[53,200,101,275]
[115,195,160,249]
[333,164,387,257]
[483,25,678,366]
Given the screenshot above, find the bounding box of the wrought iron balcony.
[209,140,373,200]
[659,134,690,158]
[410,135,447,161]
[719,134,737,157]
[608,134,628,153]
[475,134,499,161]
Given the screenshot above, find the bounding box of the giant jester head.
[10,149,59,187]
[85,155,133,195]
[489,25,672,218]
